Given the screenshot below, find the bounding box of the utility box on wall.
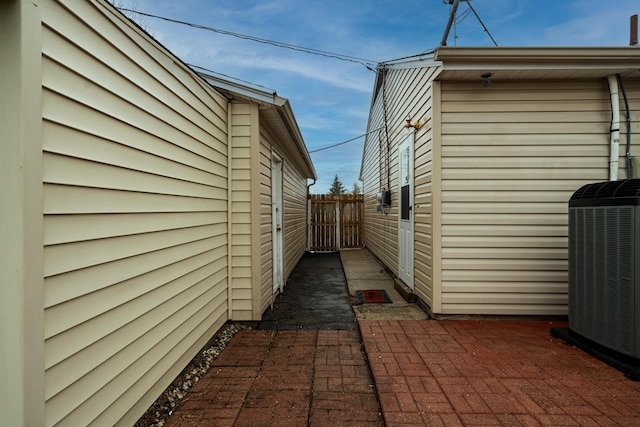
[568,179,640,359]
[376,189,391,212]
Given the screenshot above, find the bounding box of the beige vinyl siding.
[438,79,638,315]
[229,102,258,320]
[42,1,229,425]
[228,102,312,320]
[361,69,402,274]
[361,91,388,260]
[254,124,309,315]
[1,2,45,425]
[258,137,275,314]
[363,62,640,316]
[362,65,440,301]
[283,159,309,279]
[413,75,439,310]
[361,92,384,252]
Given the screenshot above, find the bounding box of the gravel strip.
[135,322,245,427]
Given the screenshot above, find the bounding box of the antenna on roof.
[440,0,461,46]
[440,0,498,47]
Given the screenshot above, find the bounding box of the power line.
[455,7,473,24]
[308,127,382,154]
[380,49,437,66]
[188,63,276,93]
[314,169,361,173]
[116,7,379,69]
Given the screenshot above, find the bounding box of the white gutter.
[199,71,279,105]
[608,75,621,181]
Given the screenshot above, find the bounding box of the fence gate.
[308,194,363,252]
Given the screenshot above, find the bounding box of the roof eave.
[198,71,286,106]
[198,71,316,180]
[269,100,317,180]
[434,46,640,79]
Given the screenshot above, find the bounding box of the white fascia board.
[441,62,640,72]
[198,71,316,180]
[198,71,285,106]
[385,58,442,70]
[275,102,317,180]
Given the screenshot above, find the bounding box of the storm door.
[397,131,414,289]
[272,153,284,294]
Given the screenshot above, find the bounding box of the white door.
[272,153,284,294]
[398,131,414,289]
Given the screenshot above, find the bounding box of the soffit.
[434,46,640,80]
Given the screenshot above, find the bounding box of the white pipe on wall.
[608,74,621,181]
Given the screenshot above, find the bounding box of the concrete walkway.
[164,249,640,426]
[340,248,428,321]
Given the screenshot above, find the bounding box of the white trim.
[198,71,283,105]
[199,71,316,181]
[385,59,442,70]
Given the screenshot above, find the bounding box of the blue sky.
[114,0,639,193]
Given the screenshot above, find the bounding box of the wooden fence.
[308,194,364,251]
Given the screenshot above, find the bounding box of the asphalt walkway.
[256,252,357,330]
[165,249,640,426]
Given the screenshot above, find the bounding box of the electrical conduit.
[608,75,621,181]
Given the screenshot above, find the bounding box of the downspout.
[306,179,316,252]
[227,102,233,320]
[607,75,621,181]
[307,178,316,194]
[617,74,633,177]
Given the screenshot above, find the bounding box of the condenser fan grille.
[569,180,639,359]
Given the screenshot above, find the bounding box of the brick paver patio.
[164,319,640,426]
[164,329,383,427]
[360,319,640,426]
[160,250,640,426]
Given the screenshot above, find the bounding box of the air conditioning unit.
[568,179,640,359]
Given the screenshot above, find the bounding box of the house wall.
[257,137,275,315]
[361,70,400,273]
[256,126,310,316]
[283,157,310,279]
[363,63,640,316]
[1,1,45,426]
[41,1,230,425]
[438,79,640,315]
[412,75,440,311]
[361,91,392,262]
[362,65,440,308]
[229,102,259,320]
